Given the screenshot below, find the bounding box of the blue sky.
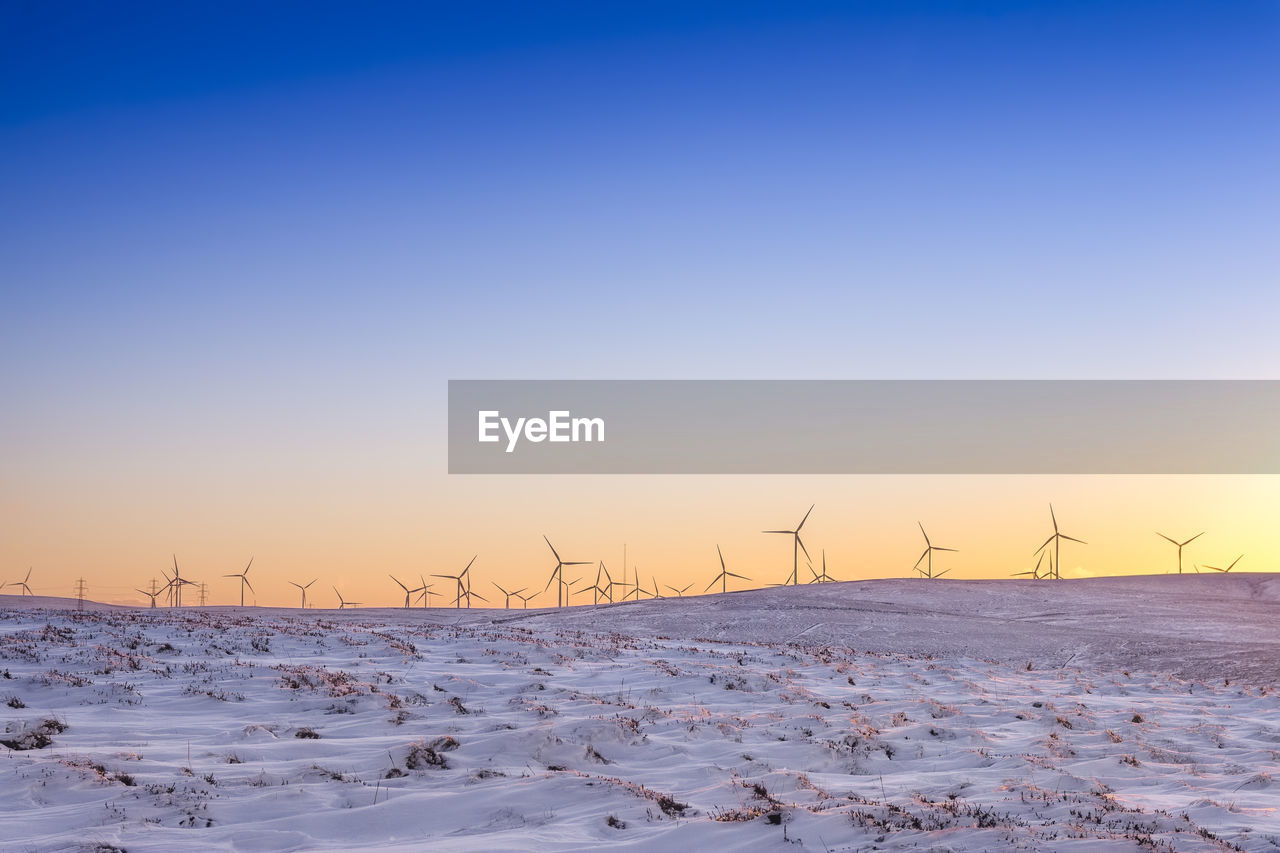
[1,2,1278,598]
[4,2,1277,390]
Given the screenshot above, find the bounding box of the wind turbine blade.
[918,521,930,546]
[796,503,814,531]
[717,544,726,572]
[244,557,254,574]
[1155,532,1178,545]
[1059,535,1087,544]
[463,555,477,574]
[1049,504,1059,532]
[1183,532,1205,545]
[470,591,488,602]
[934,546,958,552]
[727,572,750,580]
[543,536,561,562]
[914,549,929,569]
[705,577,720,592]
[1034,535,1054,555]
[1227,555,1243,571]
[935,568,951,577]
[762,530,791,535]
[796,534,810,561]
[243,577,254,594]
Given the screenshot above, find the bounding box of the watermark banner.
[447,380,1280,474]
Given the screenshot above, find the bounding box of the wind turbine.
[167,555,196,607]
[914,523,956,578]
[513,590,535,609]
[1035,505,1085,580]
[543,537,590,608]
[584,562,614,605]
[764,504,814,585]
[135,586,160,607]
[7,567,33,596]
[433,556,477,609]
[810,550,836,583]
[390,575,423,608]
[1156,531,1203,574]
[666,582,694,597]
[224,557,255,607]
[1203,555,1243,573]
[706,545,749,594]
[332,587,361,609]
[414,575,435,608]
[289,578,316,608]
[492,581,526,609]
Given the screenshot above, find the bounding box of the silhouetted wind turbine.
[810,550,836,583]
[167,555,196,607]
[414,575,435,607]
[513,590,535,609]
[764,504,813,585]
[706,545,749,594]
[585,562,615,605]
[224,557,254,607]
[454,564,486,608]
[1035,505,1085,580]
[332,587,360,608]
[1203,554,1243,573]
[289,578,316,608]
[914,523,956,578]
[389,575,423,608]
[666,582,694,597]
[136,586,160,607]
[492,581,526,609]
[7,567,33,596]
[543,537,590,608]
[433,555,477,610]
[1156,531,1203,574]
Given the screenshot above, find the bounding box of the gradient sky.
[2,1,1278,606]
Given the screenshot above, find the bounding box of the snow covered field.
[2,576,1278,852]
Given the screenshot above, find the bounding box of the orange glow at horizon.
[2,473,1276,608]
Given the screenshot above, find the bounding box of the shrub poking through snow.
[405,736,457,770]
[2,718,67,750]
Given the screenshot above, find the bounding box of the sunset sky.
[2,2,1277,606]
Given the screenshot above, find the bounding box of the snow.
[1,575,1278,851]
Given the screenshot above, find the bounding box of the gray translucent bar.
[447,380,1280,474]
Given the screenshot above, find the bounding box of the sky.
[2,1,1278,606]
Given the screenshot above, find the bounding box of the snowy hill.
[1,576,1277,851]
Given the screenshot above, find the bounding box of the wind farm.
[1,503,1267,611]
